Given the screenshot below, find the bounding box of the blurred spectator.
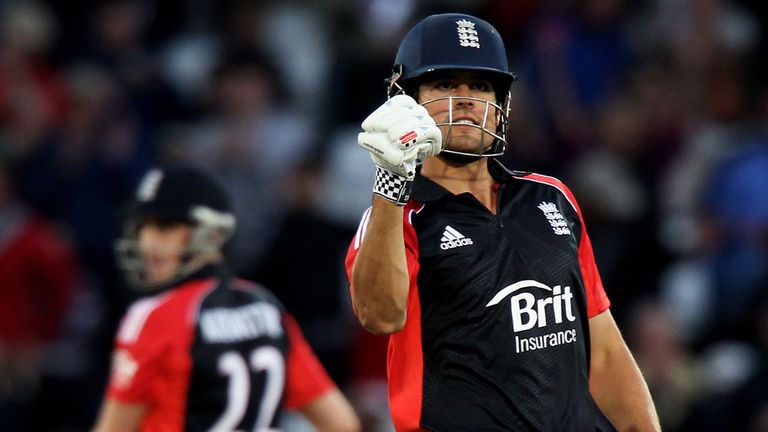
[246,1,333,123]
[642,0,759,73]
[327,0,417,128]
[0,149,80,430]
[522,0,633,156]
[656,59,754,337]
[316,126,378,227]
[626,300,697,431]
[178,49,313,273]
[565,95,664,324]
[697,88,768,334]
[680,340,761,431]
[10,65,145,429]
[678,274,768,430]
[727,289,768,432]
[498,81,555,173]
[13,63,141,292]
[0,1,67,162]
[483,0,543,55]
[249,159,358,387]
[74,0,181,162]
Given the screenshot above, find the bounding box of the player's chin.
[444,136,488,154]
[145,263,176,284]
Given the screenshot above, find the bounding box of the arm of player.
[350,95,439,334]
[588,310,661,432]
[350,196,411,334]
[92,399,147,432]
[299,388,361,432]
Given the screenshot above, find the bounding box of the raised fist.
[358,95,442,205]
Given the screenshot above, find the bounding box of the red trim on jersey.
[518,173,611,317]
[577,230,610,317]
[107,279,215,431]
[387,202,424,431]
[283,314,335,408]
[345,201,425,431]
[519,173,579,213]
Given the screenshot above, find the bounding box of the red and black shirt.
[106,268,334,431]
[346,160,611,431]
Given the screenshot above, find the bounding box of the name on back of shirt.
[200,303,283,343]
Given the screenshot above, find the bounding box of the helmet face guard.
[386,13,517,158]
[396,90,512,158]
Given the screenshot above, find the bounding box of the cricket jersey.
[106,267,334,431]
[346,160,611,431]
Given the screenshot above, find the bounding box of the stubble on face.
[417,75,499,156]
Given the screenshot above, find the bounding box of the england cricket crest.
[456,19,480,48]
[538,202,571,236]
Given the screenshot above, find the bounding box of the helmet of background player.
[387,13,517,158]
[114,165,236,290]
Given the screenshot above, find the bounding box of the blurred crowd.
[0,0,766,430]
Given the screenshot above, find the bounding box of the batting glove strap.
[372,165,413,206]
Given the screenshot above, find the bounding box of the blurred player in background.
[93,165,360,432]
[346,13,660,431]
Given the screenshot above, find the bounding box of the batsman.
[345,13,661,432]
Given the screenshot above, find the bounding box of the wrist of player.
[371,161,414,206]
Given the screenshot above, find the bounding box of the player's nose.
[453,84,474,107]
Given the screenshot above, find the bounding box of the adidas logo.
[440,225,473,250]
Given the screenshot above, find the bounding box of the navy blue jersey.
[347,160,611,431]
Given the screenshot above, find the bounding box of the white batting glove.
[358,95,442,205]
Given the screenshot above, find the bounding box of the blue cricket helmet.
[387,13,517,158]
[389,13,517,96]
[115,165,236,290]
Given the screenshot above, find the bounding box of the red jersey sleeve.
[558,182,611,317]
[106,295,169,404]
[345,205,421,300]
[282,314,335,409]
[578,228,610,317]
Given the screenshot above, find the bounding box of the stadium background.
[0,0,767,430]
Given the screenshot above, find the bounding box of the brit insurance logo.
[456,19,480,48]
[440,225,473,250]
[538,201,571,236]
[486,280,577,353]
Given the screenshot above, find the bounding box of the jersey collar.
[412,159,519,202]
